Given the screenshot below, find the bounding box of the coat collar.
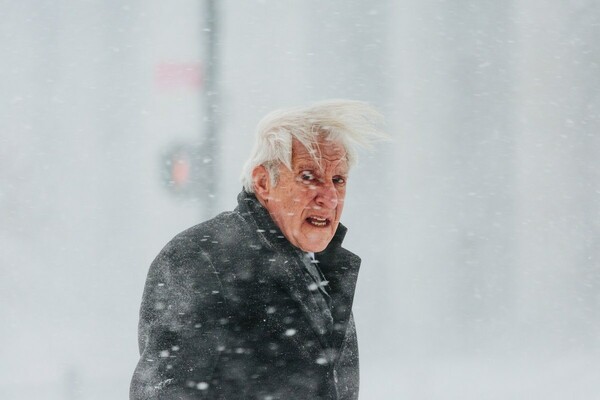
[235,190,359,355]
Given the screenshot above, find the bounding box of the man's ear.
[252,165,271,204]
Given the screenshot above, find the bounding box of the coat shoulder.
[161,210,254,256]
[338,247,361,265]
[151,210,266,284]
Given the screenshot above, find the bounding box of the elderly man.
[130,100,384,400]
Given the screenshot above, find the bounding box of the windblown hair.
[241,99,386,193]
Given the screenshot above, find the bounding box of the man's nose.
[314,180,338,209]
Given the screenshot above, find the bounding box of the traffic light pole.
[203,0,219,219]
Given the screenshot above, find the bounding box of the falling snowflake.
[316,357,327,365]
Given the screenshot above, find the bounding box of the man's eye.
[333,176,346,185]
[300,171,315,182]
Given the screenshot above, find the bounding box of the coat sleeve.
[334,312,360,400]
[130,241,227,400]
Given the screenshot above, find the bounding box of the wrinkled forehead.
[291,138,348,169]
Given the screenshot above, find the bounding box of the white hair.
[241,99,386,193]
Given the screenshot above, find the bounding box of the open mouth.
[306,216,331,228]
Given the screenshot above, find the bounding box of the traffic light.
[161,143,209,198]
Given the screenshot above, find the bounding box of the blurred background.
[1,0,600,398]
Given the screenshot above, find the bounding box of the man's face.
[260,138,349,253]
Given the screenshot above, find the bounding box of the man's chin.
[297,236,332,253]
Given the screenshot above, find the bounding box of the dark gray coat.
[130,191,361,399]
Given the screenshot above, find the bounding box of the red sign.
[155,62,202,90]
